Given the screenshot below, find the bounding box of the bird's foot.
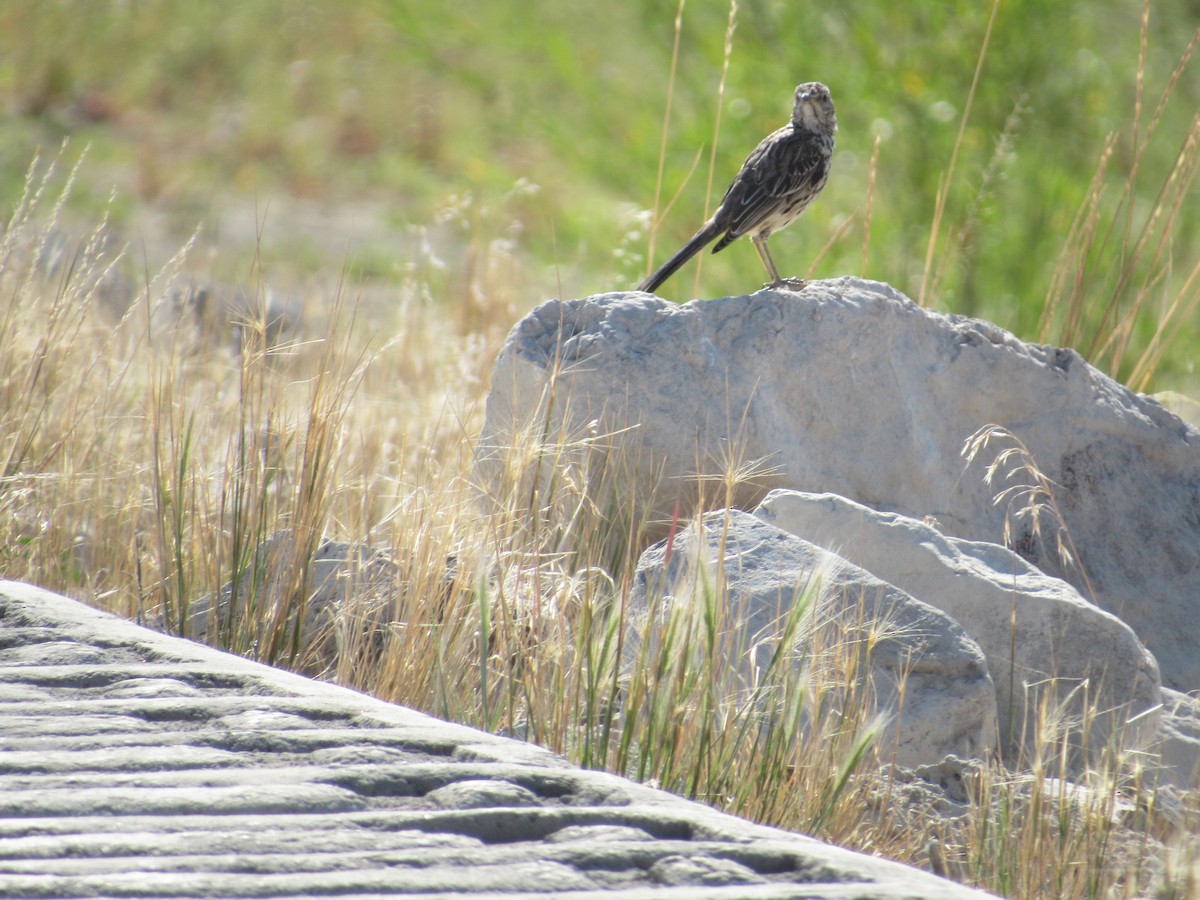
[764,277,809,292]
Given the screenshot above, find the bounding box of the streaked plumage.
[640,81,836,294]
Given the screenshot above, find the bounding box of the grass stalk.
[643,0,688,284]
[917,0,1001,308]
[691,0,738,295]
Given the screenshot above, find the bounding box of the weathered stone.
[153,279,303,354]
[627,511,997,767]
[477,279,1200,691]
[649,854,768,886]
[755,490,1161,767]
[0,579,995,898]
[1158,688,1200,789]
[546,824,657,843]
[427,779,543,809]
[162,531,401,674]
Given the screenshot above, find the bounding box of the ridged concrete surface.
[0,580,994,899]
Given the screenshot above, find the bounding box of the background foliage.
[1,0,1198,385]
[1,5,1198,895]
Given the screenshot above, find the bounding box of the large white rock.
[754,490,1161,767]
[477,279,1200,690]
[627,510,998,768]
[0,579,1000,899]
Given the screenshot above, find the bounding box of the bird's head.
[792,82,837,136]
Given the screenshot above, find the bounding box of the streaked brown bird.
[639,81,836,294]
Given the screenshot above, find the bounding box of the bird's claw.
[764,277,809,292]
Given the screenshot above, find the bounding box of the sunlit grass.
[2,0,1198,383]
[3,127,1199,900]
[1,1,1199,898]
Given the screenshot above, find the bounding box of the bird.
[639,81,836,294]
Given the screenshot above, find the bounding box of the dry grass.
[1035,3,1200,388]
[3,7,1200,896]
[4,146,1200,900]
[918,0,1003,308]
[0,146,516,670]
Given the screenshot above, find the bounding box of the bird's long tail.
[638,221,722,294]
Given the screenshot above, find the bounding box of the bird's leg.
[751,234,808,291]
[751,234,781,284]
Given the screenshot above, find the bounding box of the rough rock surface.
[627,511,998,768]
[754,490,1162,769]
[159,532,405,675]
[0,580,996,899]
[1159,688,1200,789]
[477,279,1200,691]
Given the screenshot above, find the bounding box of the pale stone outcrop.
[0,579,997,899]
[477,278,1200,692]
[1159,688,1200,789]
[627,510,998,768]
[161,532,401,674]
[754,490,1161,768]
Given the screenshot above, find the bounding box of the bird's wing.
[719,126,830,240]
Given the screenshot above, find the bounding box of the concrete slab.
[0,581,994,899]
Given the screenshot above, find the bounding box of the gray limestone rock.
[153,279,303,355]
[160,531,404,674]
[477,279,1200,692]
[0,578,996,899]
[627,510,998,768]
[1159,688,1200,789]
[427,779,543,809]
[754,490,1162,770]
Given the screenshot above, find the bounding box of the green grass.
[1,1,1200,897]
[2,135,1198,900]
[1,0,1198,383]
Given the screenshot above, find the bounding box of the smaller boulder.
[627,510,997,768]
[754,490,1162,768]
[161,532,400,674]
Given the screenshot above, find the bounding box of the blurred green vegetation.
[0,0,1197,386]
